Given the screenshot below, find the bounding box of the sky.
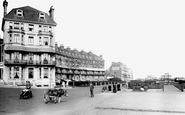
[1,0,185,79]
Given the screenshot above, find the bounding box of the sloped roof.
[3,6,57,26]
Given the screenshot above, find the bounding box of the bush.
[128,80,163,89]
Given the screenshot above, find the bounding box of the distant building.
[108,62,133,82]
[145,75,158,80]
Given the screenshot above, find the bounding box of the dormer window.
[39,12,45,19]
[16,9,23,17]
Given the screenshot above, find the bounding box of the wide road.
[0,86,103,115]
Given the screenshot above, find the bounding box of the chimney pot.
[3,0,8,16]
[49,6,54,20]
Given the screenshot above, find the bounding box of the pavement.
[71,85,185,115]
[5,85,185,115]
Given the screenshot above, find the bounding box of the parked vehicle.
[20,89,33,99]
[43,88,68,104]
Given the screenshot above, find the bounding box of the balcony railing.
[4,59,56,66]
[38,30,53,37]
[8,28,25,34]
[4,59,26,65]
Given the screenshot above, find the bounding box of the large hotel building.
[108,62,133,82]
[1,0,105,87]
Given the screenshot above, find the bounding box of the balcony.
[4,59,56,67]
[4,59,26,66]
[38,30,53,37]
[26,59,56,67]
[8,28,25,34]
[5,45,55,53]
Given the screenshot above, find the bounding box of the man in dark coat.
[90,83,94,97]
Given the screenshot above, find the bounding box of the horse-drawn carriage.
[43,88,68,104]
[20,89,33,99]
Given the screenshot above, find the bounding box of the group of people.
[89,83,123,98]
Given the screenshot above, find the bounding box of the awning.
[108,77,126,83]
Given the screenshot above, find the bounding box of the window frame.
[43,68,49,78]
[14,66,19,79]
[14,22,20,29]
[39,12,45,19]
[43,37,49,46]
[28,36,34,45]
[28,68,34,79]
[14,34,20,44]
[16,9,23,17]
[28,24,34,31]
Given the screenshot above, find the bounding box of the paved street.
[0,85,103,115]
[1,85,185,115]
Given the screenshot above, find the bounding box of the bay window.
[14,34,20,44]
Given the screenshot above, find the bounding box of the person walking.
[90,83,94,97]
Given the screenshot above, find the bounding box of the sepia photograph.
[0,0,185,115]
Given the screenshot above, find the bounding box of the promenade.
[71,85,185,115]
[6,85,185,115]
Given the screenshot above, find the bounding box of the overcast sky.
[1,0,185,79]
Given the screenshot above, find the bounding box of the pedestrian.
[113,82,117,93]
[90,83,94,97]
[26,81,31,89]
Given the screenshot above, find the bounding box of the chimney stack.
[49,6,54,20]
[3,0,8,17]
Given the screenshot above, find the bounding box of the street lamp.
[72,74,75,88]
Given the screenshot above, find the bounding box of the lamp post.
[72,74,75,88]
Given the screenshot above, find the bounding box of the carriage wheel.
[54,97,58,104]
[57,97,60,103]
[44,95,49,104]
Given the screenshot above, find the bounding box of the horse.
[43,88,68,104]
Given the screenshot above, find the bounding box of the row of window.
[56,48,103,61]
[9,67,49,79]
[56,59,104,68]
[9,33,52,46]
[8,52,54,62]
[16,9,46,20]
[6,52,104,68]
[9,22,52,32]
